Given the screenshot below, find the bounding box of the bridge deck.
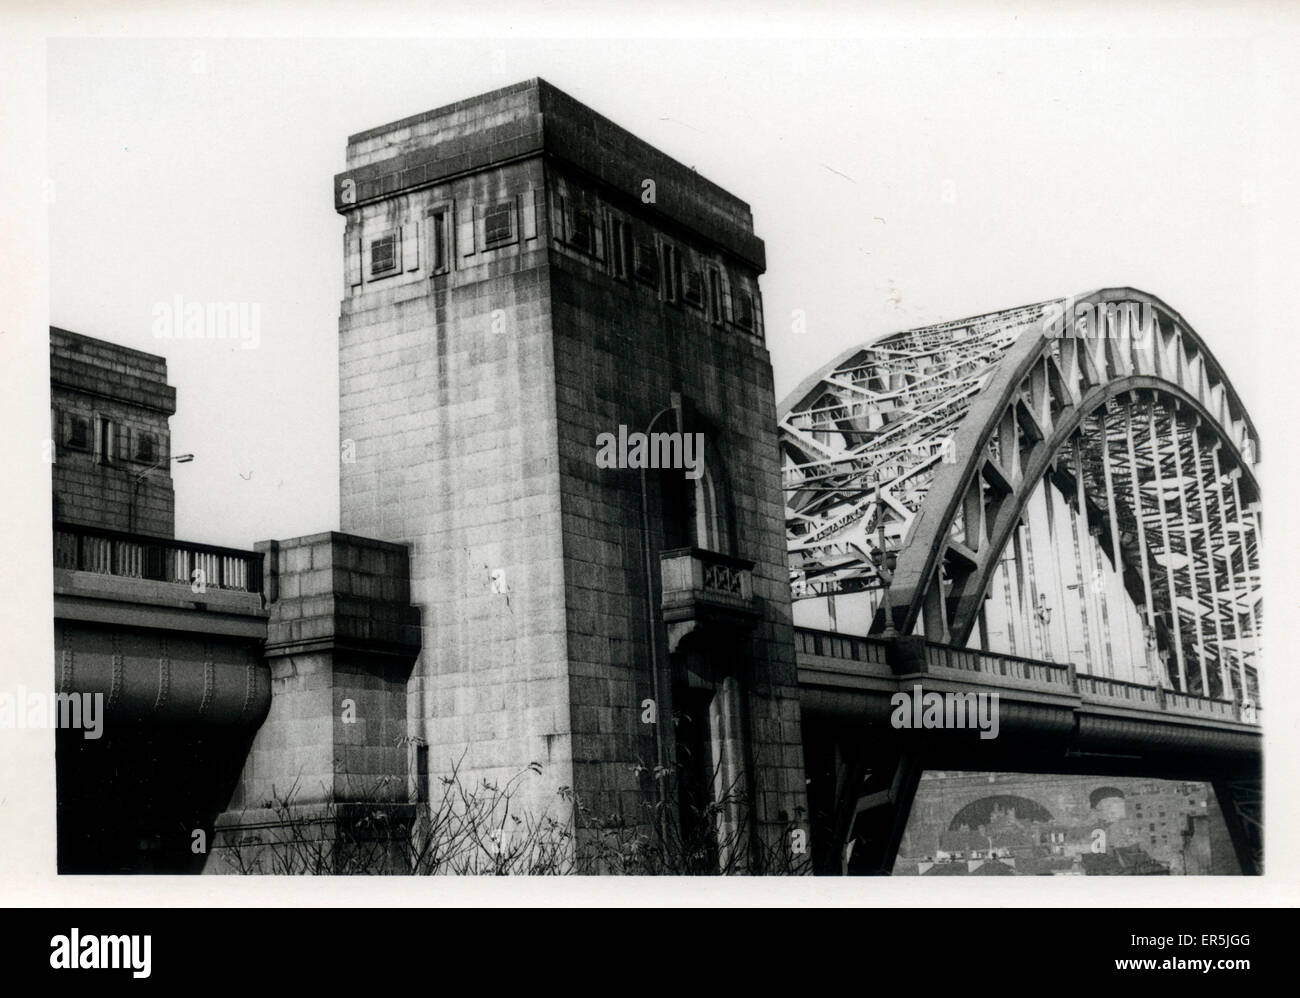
[794,626,1260,765]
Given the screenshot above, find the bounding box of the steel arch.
[781,288,1260,689]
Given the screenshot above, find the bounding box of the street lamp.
[1035,594,1053,661]
[129,453,194,533]
[638,395,681,830]
[1035,594,1052,626]
[873,478,900,639]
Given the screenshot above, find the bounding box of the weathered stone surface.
[50,327,177,537]
[335,79,807,858]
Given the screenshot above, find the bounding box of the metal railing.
[53,521,263,594]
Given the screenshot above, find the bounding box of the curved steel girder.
[880,288,1260,645]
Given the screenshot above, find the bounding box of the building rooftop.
[335,78,764,270]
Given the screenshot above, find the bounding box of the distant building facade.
[50,327,176,536]
[895,772,1238,876]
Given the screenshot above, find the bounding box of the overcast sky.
[45,23,1287,549]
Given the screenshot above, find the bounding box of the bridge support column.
[205,533,421,874]
[839,749,923,875]
[807,715,924,876]
[1212,776,1263,875]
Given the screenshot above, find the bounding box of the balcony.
[55,521,263,592]
[659,547,759,651]
[53,521,266,636]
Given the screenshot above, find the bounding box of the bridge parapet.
[795,627,1261,728]
[1075,673,1163,709]
[1164,690,1250,722]
[52,523,270,729]
[921,642,1074,693]
[1077,673,1256,724]
[54,521,263,596]
[793,627,889,667]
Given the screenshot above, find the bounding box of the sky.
[43,23,1285,551]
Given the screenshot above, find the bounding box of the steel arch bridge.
[779,288,1262,874]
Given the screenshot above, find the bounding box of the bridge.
[780,288,1262,875]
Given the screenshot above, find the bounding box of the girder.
[781,289,1261,701]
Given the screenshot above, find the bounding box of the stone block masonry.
[50,327,177,537]
[334,78,807,865]
[205,533,421,873]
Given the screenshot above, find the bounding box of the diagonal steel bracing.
[781,289,1261,704]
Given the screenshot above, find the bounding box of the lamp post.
[638,396,681,830]
[129,453,193,533]
[1035,594,1053,661]
[875,477,900,639]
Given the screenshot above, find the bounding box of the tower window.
[429,207,452,275]
[733,289,755,330]
[369,233,398,277]
[67,415,90,451]
[633,237,659,286]
[484,200,517,248]
[694,466,724,553]
[569,206,596,254]
[661,243,681,304]
[94,416,115,466]
[708,267,725,324]
[683,267,705,308]
[134,431,158,464]
[608,216,630,279]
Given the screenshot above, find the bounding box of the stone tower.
[50,327,176,537]
[333,79,806,861]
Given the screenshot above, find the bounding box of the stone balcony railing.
[54,521,263,594]
[659,547,760,650]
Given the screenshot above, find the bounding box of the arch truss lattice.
[780,289,1261,702]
